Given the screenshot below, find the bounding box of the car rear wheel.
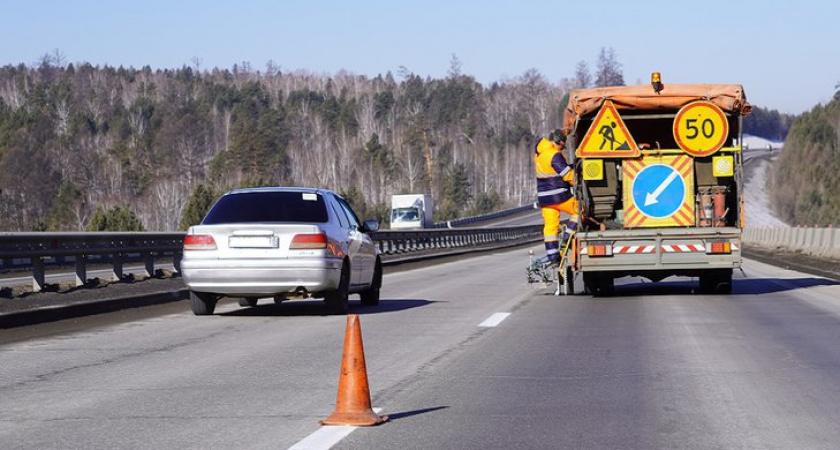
[239,297,259,307]
[360,259,382,306]
[190,291,218,316]
[325,262,350,315]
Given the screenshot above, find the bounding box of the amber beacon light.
[651,72,663,94]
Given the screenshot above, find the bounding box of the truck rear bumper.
[577,228,741,275]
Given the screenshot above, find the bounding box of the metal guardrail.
[372,225,541,255]
[741,146,780,167]
[1,225,542,292]
[433,203,538,228]
[0,232,185,292]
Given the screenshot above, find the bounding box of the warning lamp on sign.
[651,72,663,94]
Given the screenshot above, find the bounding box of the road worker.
[533,130,579,266]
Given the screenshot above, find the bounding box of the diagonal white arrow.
[644,170,679,206]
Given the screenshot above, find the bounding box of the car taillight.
[290,233,327,249]
[184,234,217,251]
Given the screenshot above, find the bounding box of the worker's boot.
[533,254,559,268]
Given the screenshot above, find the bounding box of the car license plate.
[228,236,278,248]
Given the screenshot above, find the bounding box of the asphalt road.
[2,247,840,450]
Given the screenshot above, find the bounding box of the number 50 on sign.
[673,101,729,157]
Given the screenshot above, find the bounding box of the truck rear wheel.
[699,269,733,294]
[584,273,614,297]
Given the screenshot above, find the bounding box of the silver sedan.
[181,187,382,315]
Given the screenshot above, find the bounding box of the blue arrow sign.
[631,164,686,219]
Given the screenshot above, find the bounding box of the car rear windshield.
[202,192,328,224]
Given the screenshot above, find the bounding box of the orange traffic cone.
[320,314,388,426]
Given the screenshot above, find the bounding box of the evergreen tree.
[470,191,502,215]
[179,184,218,230]
[573,60,592,89]
[47,182,83,231]
[438,163,472,220]
[770,97,840,226]
[595,47,624,87]
[744,106,794,141]
[88,206,145,231]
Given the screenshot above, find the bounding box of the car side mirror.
[362,220,380,233]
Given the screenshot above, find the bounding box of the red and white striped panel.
[661,244,705,253]
[581,241,739,255]
[613,245,656,254]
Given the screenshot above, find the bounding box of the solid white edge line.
[479,312,511,328]
[286,408,384,450]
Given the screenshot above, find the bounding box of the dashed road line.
[479,312,511,328]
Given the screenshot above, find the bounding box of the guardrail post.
[112,253,124,281]
[143,252,155,278]
[32,257,46,292]
[75,255,87,286]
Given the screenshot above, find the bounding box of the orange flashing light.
[651,72,663,94]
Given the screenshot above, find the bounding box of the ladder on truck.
[527,226,574,296]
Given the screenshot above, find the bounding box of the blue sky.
[1,0,837,114]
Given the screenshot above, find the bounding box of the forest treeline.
[743,106,794,141]
[0,58,575,231]
[769,88,840,226]
[0,49,798,232]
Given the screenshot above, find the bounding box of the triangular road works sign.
[575,100,641,158]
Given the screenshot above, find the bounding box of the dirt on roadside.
[0,271,185,315]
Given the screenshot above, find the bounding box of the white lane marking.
[286,408,384,450]
[479,312,511,328]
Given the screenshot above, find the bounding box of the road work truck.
[559,76,751,295]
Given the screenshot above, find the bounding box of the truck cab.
[389,194,434,230]
[563,80,751,295]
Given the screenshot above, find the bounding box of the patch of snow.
[742,134,783,150]
[743,158,788,228]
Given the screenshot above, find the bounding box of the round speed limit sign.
[673,101,729,156]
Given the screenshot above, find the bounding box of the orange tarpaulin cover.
[562,84,750,136]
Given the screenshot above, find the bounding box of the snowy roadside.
[743,158,788,228]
